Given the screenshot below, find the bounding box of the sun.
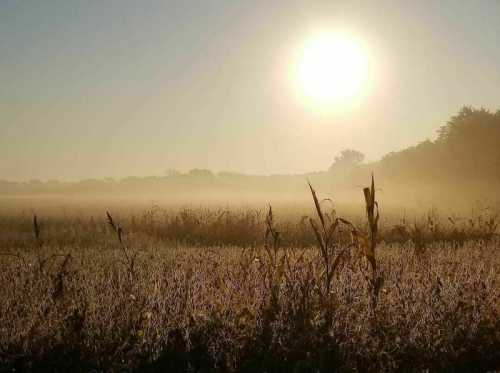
[295,32,369,106]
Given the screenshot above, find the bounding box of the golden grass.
[0,176,498,371]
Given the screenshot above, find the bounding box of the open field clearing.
[3,1,500,371]
[1,240,499,372]
[1,181,499,372]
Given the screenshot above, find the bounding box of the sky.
[1,0,499,181]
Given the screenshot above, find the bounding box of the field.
[1,182,499,372]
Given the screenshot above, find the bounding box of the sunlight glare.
[295,32,369,106]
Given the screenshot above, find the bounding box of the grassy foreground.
[1,242,499,372]
[1,181,499,372]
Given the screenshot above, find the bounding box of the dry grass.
[0,177,499,372]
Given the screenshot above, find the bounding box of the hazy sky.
[1,0,499,181]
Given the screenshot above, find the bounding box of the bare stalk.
[106,211,137,278]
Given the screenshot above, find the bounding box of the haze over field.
[2,2,500,372]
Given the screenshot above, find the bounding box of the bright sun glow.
[295,32,369,106]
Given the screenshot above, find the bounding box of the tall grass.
[0,176,498,371]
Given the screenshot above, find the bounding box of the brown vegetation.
[0,177,499,372]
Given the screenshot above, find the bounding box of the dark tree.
[188,168,214,178]
[329,149,365,171]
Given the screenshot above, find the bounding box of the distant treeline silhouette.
[1,107,499,205]
[375,106,500,185]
